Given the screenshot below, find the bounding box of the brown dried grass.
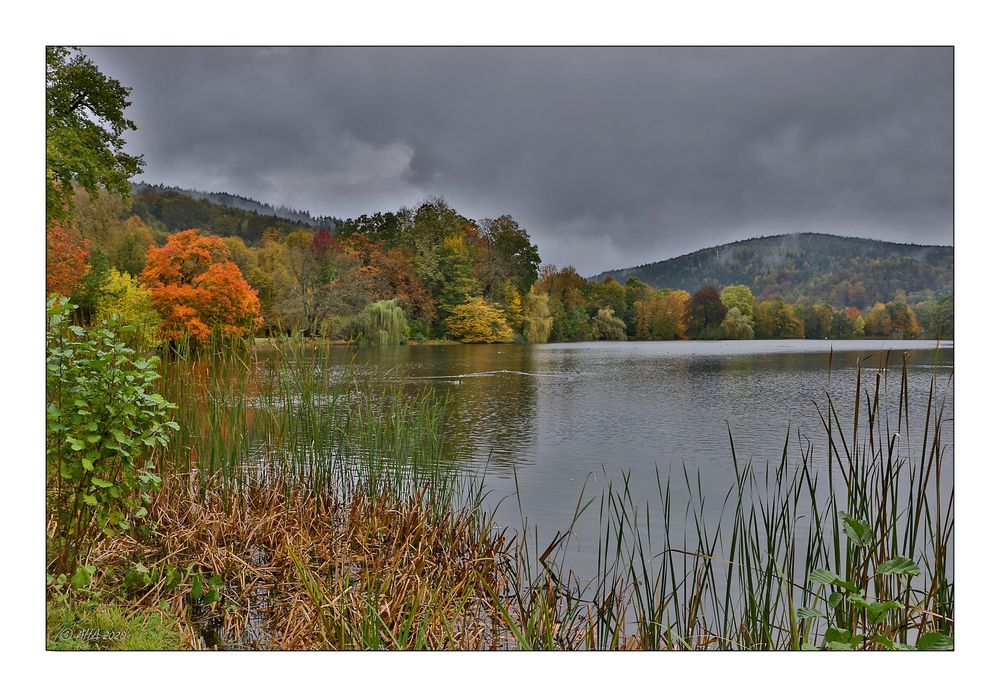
[92,470,515,649]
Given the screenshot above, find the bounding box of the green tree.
[436,234,481,325]
[928,294,954,339]
[475,215,542,297]
[587,277,628,320]
[47,47,144,225]
[355,299,408,347]
[720,284,755,322]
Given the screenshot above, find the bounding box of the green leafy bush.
[46,295,177,575]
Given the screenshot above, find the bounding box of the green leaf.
[916,632,954,651]
[876,557,921,577]
[872,634,916,651]
[796,607,825,620]
[82,494,98,506]
[70,565,95,589]
[809,569,860,593]
[191,574,203,601]
[839,513,873,546]
[91,477,113,488]
[866,600,904,624]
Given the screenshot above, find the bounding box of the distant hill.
[595,233,953,308]
[129,183,343,241]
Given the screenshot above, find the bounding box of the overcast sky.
[85,47,952,276]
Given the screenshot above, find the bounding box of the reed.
[505,348,954,650]
[84,340,951,650]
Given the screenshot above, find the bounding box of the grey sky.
[85,47,953,276]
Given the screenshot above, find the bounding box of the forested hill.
[129,183,341,239]
[595,233,953,308]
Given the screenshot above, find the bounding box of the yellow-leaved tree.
[94,269,162,351]
[445,297,513,343]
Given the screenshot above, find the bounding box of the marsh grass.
[502,348,954,650]
[81,340,952,650]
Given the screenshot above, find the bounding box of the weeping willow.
[356,299,407,347]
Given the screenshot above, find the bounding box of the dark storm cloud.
[85,47,952,275]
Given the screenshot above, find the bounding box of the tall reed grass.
[146,340,952,650]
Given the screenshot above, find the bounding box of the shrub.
[46,296,177,575]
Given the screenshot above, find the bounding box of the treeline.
[537,266,953,341]
[48,189,545,345]
[599,232,953,310]
[48,186,953,345]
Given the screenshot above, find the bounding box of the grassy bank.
[46,337,953,650]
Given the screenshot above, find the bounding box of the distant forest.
[129,183,343,240]
[597,233,953,310]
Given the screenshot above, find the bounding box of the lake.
[302,339,953,575]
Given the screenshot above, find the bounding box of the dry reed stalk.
[92,471,515,649]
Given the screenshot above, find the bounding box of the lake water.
[298,339,954,574]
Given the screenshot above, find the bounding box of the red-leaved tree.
[46,225,91,297]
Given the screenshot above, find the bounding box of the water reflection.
[277,340,953,574]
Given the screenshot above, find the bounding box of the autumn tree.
[46,47,144,225]
[282,229,362,336]
[445,298,514,343]
[633,289,688,340]
[94,269,162,350]
[347,235,436,327]
[46,225,91,297]
[475,215,542,297]
[863,303,893,337]
[521,291,553,343]
[684,286,728,339]
[885,301,921,338]
[591,307,627,340]
[754,299,805,339]
[139,229,261,340]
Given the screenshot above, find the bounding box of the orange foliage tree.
[139,229,262,340]
[46,225,91,297]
